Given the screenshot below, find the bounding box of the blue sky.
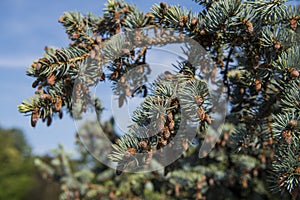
[0,0,201,155]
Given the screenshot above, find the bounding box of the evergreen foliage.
[18,0,299,199]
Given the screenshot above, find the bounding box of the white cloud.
[0,56,37,68]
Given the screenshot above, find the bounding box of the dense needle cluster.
[18,0,300,199]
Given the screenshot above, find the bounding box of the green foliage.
[34,123,278,199]
[0,128,34,199]
[0,128,59,199]
[18,0,300,199]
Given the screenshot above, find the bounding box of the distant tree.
[0,127,60,200]
[18,0,299,199]
[0,127,35,199]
